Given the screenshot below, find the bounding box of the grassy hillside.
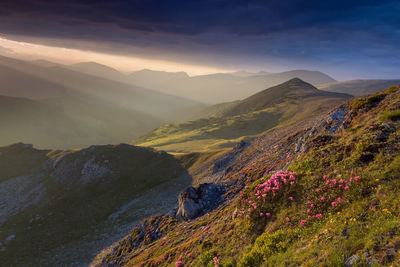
[98,85,400,266]
[135,78,350,153]
[318,79,400,96]
[0,143,192,266]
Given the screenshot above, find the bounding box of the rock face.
[176,183,226,220]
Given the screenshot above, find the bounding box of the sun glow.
[0,37,231,75]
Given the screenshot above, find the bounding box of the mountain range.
[0,56,206,148]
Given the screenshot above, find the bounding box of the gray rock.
[367,258,378,266]
[345,254,360,266]
[176,183,226,220]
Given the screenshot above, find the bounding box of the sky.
[0,0,399,79]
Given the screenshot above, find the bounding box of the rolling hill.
[318,79,400,96]
[135,78,351,153]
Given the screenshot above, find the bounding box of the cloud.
[0,0,398,79]
[0,45,14,55]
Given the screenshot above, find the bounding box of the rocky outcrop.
[176,183,227,220]
[213,140,249,174]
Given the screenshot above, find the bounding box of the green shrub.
[238,229,299,266]
[355,141,370,153]
[199,250,217,266]
[351,94,386,109]
[381,110,400,121]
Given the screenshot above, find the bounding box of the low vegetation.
[100,86,400,266]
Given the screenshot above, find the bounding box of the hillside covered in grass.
[318,79,400,96]
[135,78,351,153]
[98,85,400,266]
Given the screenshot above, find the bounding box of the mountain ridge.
[136,78,351,153]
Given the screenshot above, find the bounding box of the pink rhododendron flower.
[286,217,290,221]
[351,170,355,175]
[290,181,295,185]
[248,208,252,212]
[213,256,219,266]
[301,220,306,226]
[175,261,183,267]
[266,213,271,216]
[289,196,294,201]
[311,204,315,208]
[355,176,360,181]
[321,197,326,201]
[337,197,343,203]
[307,209,311,213]
[331,201,336,207]
[262,194,267,197]
[187,253,191,257]
[316,188,321,192]
[179,255,183,260]
[349,177,354,182]
[344,186,350,190]
[307,200,312,204]
[316,214,323,219]
[323,175,328,179]
[308,215,312,219]
[260,212,264,216]
[244,185,249,189]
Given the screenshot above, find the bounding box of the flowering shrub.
[300,171,361,224]
[238,169,362,227]
[238,170,299,222]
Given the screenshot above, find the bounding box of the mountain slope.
[318,79,400,96]
[0,64,68,99]
[0,55,208,148]
[0,143,192,266]
[135,78,351,153]
[0,94,163,149]
[0,55,206,122]
[68,62,128,82]
[217,78,350,117]
[98,85,400,267]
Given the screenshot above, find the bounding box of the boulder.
[176,183,226,220]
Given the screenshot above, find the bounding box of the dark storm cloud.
[0,0,399,78]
